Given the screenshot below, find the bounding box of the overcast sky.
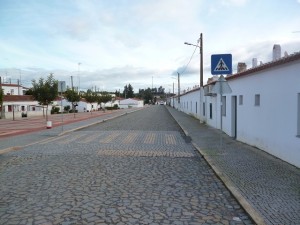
[1,0,300,93]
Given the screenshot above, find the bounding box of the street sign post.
[211,54,232,75]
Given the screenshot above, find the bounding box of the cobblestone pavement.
[167,106,300,225]
[0,105,254,225]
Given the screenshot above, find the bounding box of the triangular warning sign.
[214,58,229,72]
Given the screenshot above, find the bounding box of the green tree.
[83,89,97,114]
[64,88,80,113]
[138,87,153,104]
[127,84,134,98]
[31,73,58,121]
[97,92,112,111]
[123,84,134,98]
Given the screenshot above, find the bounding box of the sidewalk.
[167,106,300,225]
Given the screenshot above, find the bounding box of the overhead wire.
[178,45,198,75]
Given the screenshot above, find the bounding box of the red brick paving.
[0,111,115,138]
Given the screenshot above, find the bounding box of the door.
[231,96,237,139]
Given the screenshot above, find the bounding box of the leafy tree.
[64,88,80,113]
[123,84,134,98]
[24,88,34,95]
[96,92,112,111]
[127,84,134,98]
[83,89,97,114]
[31,73,58,121]
[138,87,153,104]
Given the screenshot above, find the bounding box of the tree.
[31,73,58,121]
[97,92,112,111]
[127,84,134,98]
[123,84,134,98]
[64,88,80,113]
[83,89,97,114]
[138,87,153,104]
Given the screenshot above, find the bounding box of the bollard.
[46,121,52,129]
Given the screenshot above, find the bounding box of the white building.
[170,51,300,168]
[1,95,50,119]
[119,98,144,109]
[1,83,28,95]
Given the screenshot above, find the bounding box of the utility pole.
[71,76,74,91]
[177,72,180,106]
[200,33,203,87]
[173,82,174,108]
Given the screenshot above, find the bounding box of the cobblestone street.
[0,106,254,225]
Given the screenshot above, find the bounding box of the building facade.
[170,51,300,168]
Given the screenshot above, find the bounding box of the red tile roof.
[3,95,35,102]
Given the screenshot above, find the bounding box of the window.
[21,106,25,111]
[239,95,243,105]
[8,105,12,112]
[203,102,205,116]
[10,89,14,95]
[209,103,212,119]
[297,93,300,137]
[255,94,260,106]
[222,96,226,116]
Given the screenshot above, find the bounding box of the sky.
[0,0,300,93]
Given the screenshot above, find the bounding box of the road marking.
[100,132,120,143]
[123,132,139,144]
[144,133,156,144]
[165,134,176,145]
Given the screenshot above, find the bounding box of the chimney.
[237,62,247,73]
[273,44,281,61]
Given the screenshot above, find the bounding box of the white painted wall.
[168,57,300,167]
[221,60,300,167]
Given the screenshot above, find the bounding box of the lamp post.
[78,62,81,95]
[177,72,180,108]
[184,33,203,119]
[184,33,203,87]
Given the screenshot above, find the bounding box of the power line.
[179,45,198,75]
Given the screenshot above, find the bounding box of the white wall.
[221,60,300,167]
[168,58,300,167]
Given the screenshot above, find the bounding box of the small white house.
[1,95,50,119]
[1,83,29,96]
[119,98,144,109]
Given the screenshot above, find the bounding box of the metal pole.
[220,76,223,150]
[177,72,180,109]
[200,33,203,87]
[61,82,64,133]
[173,82,174,108]
[200,33,203,122]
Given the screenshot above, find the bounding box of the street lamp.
[185,33,203,119]
[184,33,203,87]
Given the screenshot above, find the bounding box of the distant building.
[273,44,281,61]
[252,58,258,67]
[237,62,247,73]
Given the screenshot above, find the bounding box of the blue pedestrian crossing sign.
[211,54,232,75]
